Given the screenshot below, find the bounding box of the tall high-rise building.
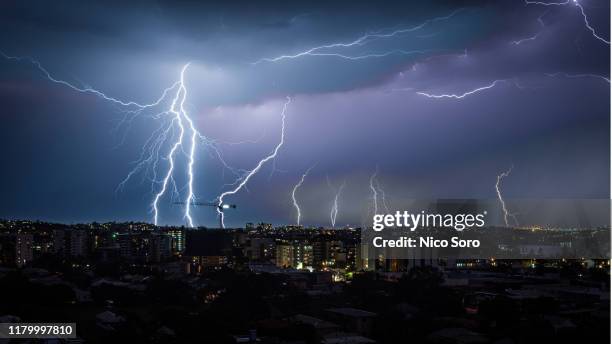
[166,229,185,255]
[275,241,313,269]
[276,244,294,268]
[295,243,313,269]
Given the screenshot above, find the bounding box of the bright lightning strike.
[495,167,519,227]
[291,165,315,226]
[151,63,200,228]
[524,0,610,45]
[216,97,292,228]
[252,9,464,64]
[1,51,233,228]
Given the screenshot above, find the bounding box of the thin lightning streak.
[291,165,316,226]
[289,49,431,61]
[417,80,510,99]
[115,118,175,193]
[538,11,548,26]
[252,9,464,64]
[545,72,610,83]
[0,51,176,109]
[525,0,570,4]
[511,11,548,45]
[330,180,346,228]
[495,167,519,227]
[370,168,389,213]
[376,179,390,213]
[369,169,380,215]
[216,97,292,228]
[574,2,610,44]
[419,73,610,100]
[524,0,610,44]
[511,33,540,45]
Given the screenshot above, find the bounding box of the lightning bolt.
[291,165,316,226]
[545,72,610,83]
[252,9,464,64]
[369,171,379,215]
[329,179,346,228]
[216,97,292,228]
[151,63,200,228]
[0,51,177,109]
[1,52,239,228]
[495,166,519,227]
[510,11,547,45]
[369,167,389,214]
[416,79,514,99]
[416,74,607,101]
[525,0,610,45]
[378,184,390,214]
[511,33,541,45]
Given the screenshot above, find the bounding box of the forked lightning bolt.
[1,52,234,227]
[291,165,315,226]
[151,63,200,228]
[216,97,292,228]
[495,167,519,227]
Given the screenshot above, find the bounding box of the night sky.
[0,0,609,228]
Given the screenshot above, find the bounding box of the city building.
[15,232,33,267]
[165,228,185,255]
[70,229,90,257]
[118,231,172,263]
[276,241,313,270]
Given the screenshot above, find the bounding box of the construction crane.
[173,201,236,228]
